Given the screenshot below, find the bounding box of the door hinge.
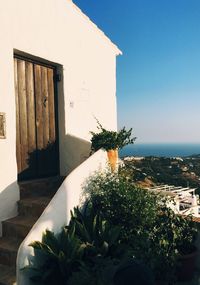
[55,73,62,82]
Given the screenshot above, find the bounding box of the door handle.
[43,96,48,107]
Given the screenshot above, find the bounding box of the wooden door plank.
[47,68,56,143]
[34,64,44,150]
[14,58,22,174]
[37,66,58,177]
[25,61,36,152]
[24,61,38,179]
[41,66,49,147]
[17,59,29,173]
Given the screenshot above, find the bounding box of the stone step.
[2,216,38,240]
[19,175,65,199]
[0,176,65,284]
[0,265,16,285]
[0,238,20,267]
[18,196,51,217]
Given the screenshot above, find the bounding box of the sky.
[73,0,200,143]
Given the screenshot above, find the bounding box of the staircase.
[0,176,65,285]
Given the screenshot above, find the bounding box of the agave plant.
[67,203,129,259]
[24,227,84,285]
[23,203,131,285]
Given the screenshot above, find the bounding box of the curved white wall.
[17,149,108,285]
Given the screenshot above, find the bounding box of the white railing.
[16,149,108,285]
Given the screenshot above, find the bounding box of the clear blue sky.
[73,0,200,143]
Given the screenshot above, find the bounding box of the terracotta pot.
[176,248,198,282]
[107,149,118,172]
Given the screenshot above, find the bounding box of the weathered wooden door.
[14,56,59,181]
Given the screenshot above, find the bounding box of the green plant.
[148,205,198,281]
[90,120,136,152]
[23,204,131,285]
[83,171,198,283]
[152,205,197,256]
[83,172,160,246]
[67,204,131,260]
[23,227,84,285]
[68,256,119,285]
[148,206,180,281]
[175,214,197,255]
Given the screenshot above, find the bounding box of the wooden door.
[14,56,59,181]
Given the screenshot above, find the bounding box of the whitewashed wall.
[0,0,120,230]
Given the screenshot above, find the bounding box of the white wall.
[0,0,120,224]
[0,28,19,230]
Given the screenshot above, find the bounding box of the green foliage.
[148,206,197,281]
[68,256,118,285]
[67,204,130,260]
[83,171,198,282]
[83,172,161,248]
[165,211,197,255]
[90,120,136,152]
[24,169,198,284]
[24,227,84,285]
[24,204,131,285]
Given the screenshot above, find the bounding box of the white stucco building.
[0,1,121,284]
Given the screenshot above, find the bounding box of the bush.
[83,171,161,253]
[83,171,198,282]
[84,173,158,279]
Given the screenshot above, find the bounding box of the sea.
[119,143,200,158]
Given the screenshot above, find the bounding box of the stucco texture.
[0,0,120,225]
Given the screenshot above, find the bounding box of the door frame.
[14,52,60,180]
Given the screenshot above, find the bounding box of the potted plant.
[90,120,136,171]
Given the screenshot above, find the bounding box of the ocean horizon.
[119,143,200,158]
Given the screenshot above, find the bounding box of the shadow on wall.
[60,134,91,176]
[18,136,91,181]
[18,143,59,181]
[0,181,19,236]
[56,66,91,176]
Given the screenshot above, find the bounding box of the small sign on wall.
[0,113,6,139]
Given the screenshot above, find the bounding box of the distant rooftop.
[146,184,200,217]
[146,184,196,195]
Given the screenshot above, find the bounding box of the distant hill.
[186,154,200,158]
[122,156,200,194]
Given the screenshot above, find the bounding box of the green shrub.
[83,171,198,282]
[83,171,161,252]
[24,205,132,285]
[148,206,197,281]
